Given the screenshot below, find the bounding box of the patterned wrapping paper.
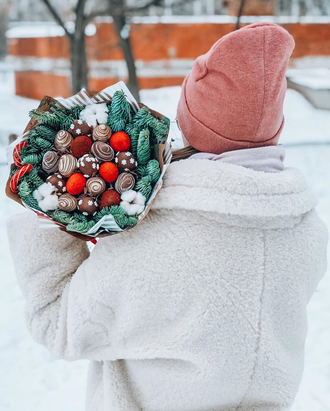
[5,81,172,239]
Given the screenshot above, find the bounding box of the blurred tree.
[235,0,246,29]
[87,0,165,102]
[39,0,165,100]
[40,0,89,94]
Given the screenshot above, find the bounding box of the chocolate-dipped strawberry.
[86,177,106,196]
[114,172,135,194]
[42,151,59,174]
[78,154,99,178]
[91,141,114,162]
[55,130,72,152]
[58,154,77,177]
[58,193,77,211]
[92,124,112,142]
[115,151,137,172]
[77,195,98,216]
[69,119,91,137]
[46,174,66,194]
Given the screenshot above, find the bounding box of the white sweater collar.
[152,158,317,218]
[188,145,285,173]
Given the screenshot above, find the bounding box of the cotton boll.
[96,112,108,125]
[38,194,59,212]
[95,103,108,113]
[135,204,145,215]
[120,201,132,215]
[38,182,57,198]
[79,107,94,120]
[120,202,140,216]
[129,204,142,215]
[85,114,98,127]
[134,192,146,206]
[89,104,101,112]
[121,190,137,203]
[33,188,43,201]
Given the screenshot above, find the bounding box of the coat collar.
[152,159,317,218]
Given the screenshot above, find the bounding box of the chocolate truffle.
[91,141,114,162]
[58,154,77,177]
[55,130,72,152]
[69,119,91,137]
[78,154,99,178]
[92,124,112,142]
[46,173,66,194]
[77,196,98,216]
[58,193,77,211]
[86,177,106,196]
[42,151,59,174]
[114,172,135,194]
[99,190,121,210]
[115,151,137,171]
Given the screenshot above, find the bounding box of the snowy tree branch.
[40,0,73,40]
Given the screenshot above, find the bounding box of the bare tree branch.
[236,0,246,30]
[85,9,113,23]
[40,0,73,39]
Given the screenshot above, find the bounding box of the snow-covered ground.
[1,74,330,411]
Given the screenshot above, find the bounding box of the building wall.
[7,18,330,100]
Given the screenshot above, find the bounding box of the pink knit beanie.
[177,22,295,154]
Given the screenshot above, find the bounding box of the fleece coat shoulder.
[7,159,328,411]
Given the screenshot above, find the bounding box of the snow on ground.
[1,75,330,411]
[286,68,330,90]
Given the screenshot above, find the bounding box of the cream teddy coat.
[7,158,328,411]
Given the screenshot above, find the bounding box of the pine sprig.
[137,129,151,166]
[21,192,41,210]
[48,210,74,225]
[72,212,89,223]
[24,168,45,191]
[29,125,57,142]
[146,159,161,183]
[68,106,84,120]
[29,109,68,130]
[21,154,42,166]
[125,123,139,157]
[107,90,132,132]
[136,164,148,177]
[32,137,54,151]
[132,106,169,144]
[66,220,95,233]
[18,180,32,198]
[60,114,74,131]
[135,175,153,199]
[94,206,138,229]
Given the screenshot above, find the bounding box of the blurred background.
[1,1,330,410]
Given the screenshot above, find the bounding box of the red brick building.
[7,16,330,99]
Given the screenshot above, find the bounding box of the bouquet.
[5,82,172,240]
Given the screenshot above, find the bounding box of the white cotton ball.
[95,103,108,113]
[38,194,59,212]
[120,201,141,215]
[96,112,108,125]
[135,204,145,215]
[85,114,98,127]
[120,201,132,215]
[33,188,43,201]
[89,104,101,113]
[121,190,136,203]
[38,182,56,198]
[79,107,94,121]
[133,192,146,206]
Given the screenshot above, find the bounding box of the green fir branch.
[66,220,96,233]
[137,129,151,165]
